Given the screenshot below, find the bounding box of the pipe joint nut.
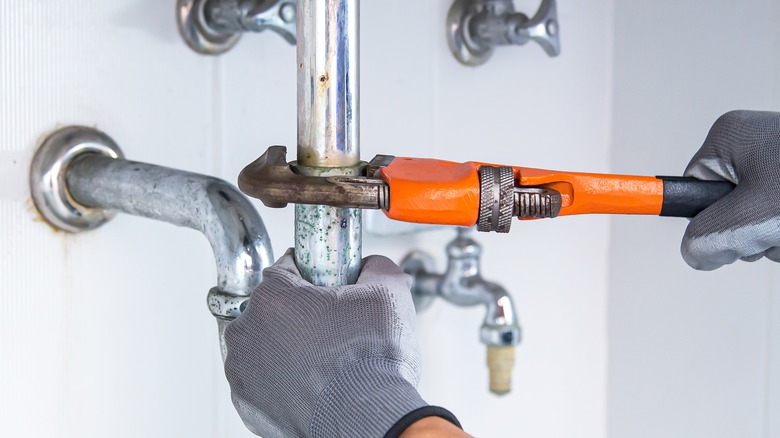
[207,287,250,320]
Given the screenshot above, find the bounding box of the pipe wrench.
[238,146,734,233]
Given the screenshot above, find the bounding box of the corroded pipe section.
[295,0,362,286]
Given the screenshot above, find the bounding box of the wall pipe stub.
[30,126,274,326]
[29,126,124,233]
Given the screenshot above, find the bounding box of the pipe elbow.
[64,153,274,319]
[200,178,273,295]
[201,178,274,319]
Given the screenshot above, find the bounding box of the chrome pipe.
[294,0,362,286]
[66,154,274,318]
[296,0,359,168]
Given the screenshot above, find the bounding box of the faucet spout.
[476,282,520,344]
[440,229,521,346]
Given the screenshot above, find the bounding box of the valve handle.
[507,0,560,57]
[447,0,561,66]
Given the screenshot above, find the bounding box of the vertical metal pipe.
[297,0,359,167]
[295,0,362,286]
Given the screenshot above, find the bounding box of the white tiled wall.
[2,1,612,436]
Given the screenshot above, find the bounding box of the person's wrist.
[399,416,471,438]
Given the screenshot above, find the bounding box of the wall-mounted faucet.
[401,228,521,394]
[447,0,561,66]
[178,0,297,55]
[29,126,274,358]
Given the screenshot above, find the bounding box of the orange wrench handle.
[516,167,664,216]
[379,157,733,226]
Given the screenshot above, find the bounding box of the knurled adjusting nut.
[478,166,514,233]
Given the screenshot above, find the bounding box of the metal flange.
[29,126,124,233]
[177,0,242,55]
[447,0,495,66]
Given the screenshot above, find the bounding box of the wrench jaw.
[513,188,563,220]
[238,146,388,210]
[238,146,293,208]
[366,154,396,178]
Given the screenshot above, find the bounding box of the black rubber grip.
[658,176,735,217]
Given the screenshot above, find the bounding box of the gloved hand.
[682,110,780,270]
[223,250,460,438]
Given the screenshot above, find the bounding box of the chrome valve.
[447,0,561,66]
[401,228,522,394]
[177,0,297,55]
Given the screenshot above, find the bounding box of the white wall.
[608,1,780,437]
[0,1,233,436]
[0,1,613,437]
[361,2,613,436]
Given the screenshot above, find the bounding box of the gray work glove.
[224,250,458,438]
[682,110,780,270]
